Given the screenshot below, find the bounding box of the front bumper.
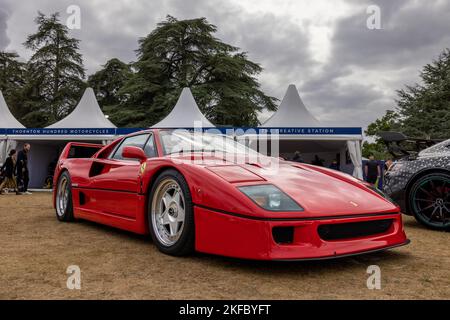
[194,206,409,260]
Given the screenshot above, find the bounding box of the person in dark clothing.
[292,150,304,163]
[311,155,324,166]
[329,159,339,171]
[16,143,31,194]
[364,155,380,185]
[0,149,20,194]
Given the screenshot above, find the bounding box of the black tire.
[148,169,195,256]
[55,171,75,222]
[408,172,450,230]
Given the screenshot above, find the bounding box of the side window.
[111,134,149,160]
[144,135,157,158]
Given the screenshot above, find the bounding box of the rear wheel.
[148,169,195,256]
[409,172,450,230]
[55,171,74,222]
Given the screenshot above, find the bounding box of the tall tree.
[396,49,450,139]
[0,51,26,119]
[0,51,26,95]
[23,12,85,126]
[88,58,132,107]
[118,15,277,127]
[365,48,450,156]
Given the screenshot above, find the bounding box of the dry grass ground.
[0,192,449,300]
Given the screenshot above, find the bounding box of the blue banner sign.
[2,127,362,136]
[5,128,117,135]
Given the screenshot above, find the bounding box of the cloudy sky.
[1,0,450,129]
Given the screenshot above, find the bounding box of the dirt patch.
[0,193,449,299]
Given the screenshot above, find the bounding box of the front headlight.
[238,184,304,211]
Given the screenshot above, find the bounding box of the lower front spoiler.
[194,206,410,261]
[271,239,410,261]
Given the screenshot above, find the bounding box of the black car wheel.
[409,172,450,230]
[148,169,195,256]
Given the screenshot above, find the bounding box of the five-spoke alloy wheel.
[55,171,74,222]
[149,169,194,256]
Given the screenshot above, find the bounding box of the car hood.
[169,153,398,216]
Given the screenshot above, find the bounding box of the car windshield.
[159,130,260,157]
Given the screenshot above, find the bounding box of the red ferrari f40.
[53,129,409,260]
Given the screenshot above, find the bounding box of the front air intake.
[318,219,393,241]
[272,226,294,244]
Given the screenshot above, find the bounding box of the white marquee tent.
[263,84,321,127]
[152,87,214,128]
[47,87,116,130]
[11,87,117,188]
[0,90,25,164]
[244,84,363,178]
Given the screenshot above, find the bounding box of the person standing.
[292,150,304,163]
[0,149,20,195]
[329,159,340,171]
[16,143,32,195]
[311,155,324,166]
[364,155,380,186]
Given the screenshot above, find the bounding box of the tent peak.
[152,87,214,128]
[47,87,116,128]
[260,84,320,127]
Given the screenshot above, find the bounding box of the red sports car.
[53,129,409,260]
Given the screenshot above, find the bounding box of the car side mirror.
[122,146,147,162]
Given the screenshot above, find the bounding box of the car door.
[88,133,152,219]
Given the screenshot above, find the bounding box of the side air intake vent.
[79,191,86,205]
[272,226,294,244]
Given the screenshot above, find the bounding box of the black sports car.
[384,138,450,230]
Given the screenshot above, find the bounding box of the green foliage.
[363,110,400,159]
[23,12,86,126]
[365,110,400,138]
[0,51,26,120]
[88,58,132,106]
[365,48,450,156]
[361,141,390,160]
[396,49,450,139]
[117,15,277,127]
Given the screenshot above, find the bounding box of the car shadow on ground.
[74,218,413,276]
[193,251,412,275]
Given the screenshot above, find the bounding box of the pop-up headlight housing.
[239,184,304,211]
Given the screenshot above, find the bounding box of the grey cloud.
[296,0,450,129]
[160,0,315,98]
[0,6,10,50]
[332,0,450,68]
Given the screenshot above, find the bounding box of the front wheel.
[148,169,195,256]
[409,172,450,230]
[55,171,75,222]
